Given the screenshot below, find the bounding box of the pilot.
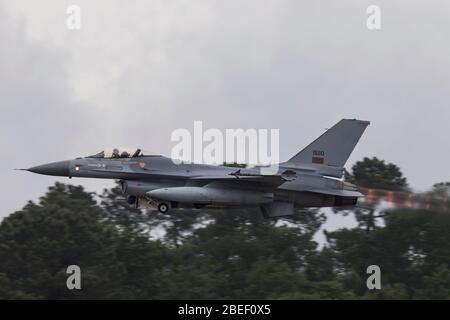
[120,151,130,158]
[112,148,120,158]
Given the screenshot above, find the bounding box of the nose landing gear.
[127,195,139,209]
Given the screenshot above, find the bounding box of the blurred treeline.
[0,157,449,299]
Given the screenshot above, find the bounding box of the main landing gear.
[127,195,170,213]
[157,202,169,213]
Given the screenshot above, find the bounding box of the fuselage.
[27,154,361,210]
[22,119,370,217]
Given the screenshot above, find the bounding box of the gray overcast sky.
[1,0,450,219]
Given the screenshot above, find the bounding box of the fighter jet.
[21,119,369,218]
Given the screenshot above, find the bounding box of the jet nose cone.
[28,160,71,177]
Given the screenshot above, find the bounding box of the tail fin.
[288,119,370,167]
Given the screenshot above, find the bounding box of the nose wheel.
[158,202,169,213]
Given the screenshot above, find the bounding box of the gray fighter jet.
[21,119,369,218]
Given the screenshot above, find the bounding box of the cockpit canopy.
[87,147,144,159]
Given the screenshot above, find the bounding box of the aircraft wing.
[188,169,296,188]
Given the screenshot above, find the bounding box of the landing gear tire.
[127,195,137,205]
[158,202,169,213]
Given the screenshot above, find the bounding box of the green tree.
[100,182,149,231]
[346,157,408,191]
[327,208,450,299]
[5,169,450,299]
[341,157,409,231]
[100,182,207,248]
[158,207,328,299]
[0,183,167,299]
